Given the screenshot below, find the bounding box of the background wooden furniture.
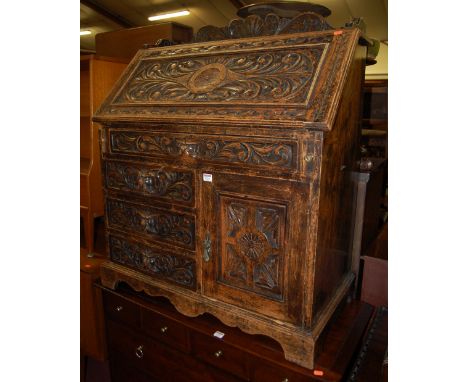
[95,23,193,60]
[80,55,127,255]
[94,11,369,369]
[99,283,374,382]
[360,224,388,307]
[360,79,388,160]
[80,249,107,361]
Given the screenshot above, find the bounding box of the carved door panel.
[201,172,309,323]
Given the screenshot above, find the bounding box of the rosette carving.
[220,199,286,300]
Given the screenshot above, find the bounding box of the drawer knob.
[115,305,123,312]
[160,326,168,333]
[282,379,289,382]
[214,350,223,358]
[135,345,144,359]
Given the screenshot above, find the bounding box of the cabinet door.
[201,172,309,324]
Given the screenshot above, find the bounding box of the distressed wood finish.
[94,12,367,369]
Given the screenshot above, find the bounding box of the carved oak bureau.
[94,12,367,370]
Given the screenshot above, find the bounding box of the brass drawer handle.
[115,305,123,312]
[203,233,211,262]
[282,379,289,382]
[304,153,314,162]
[135,345,144,359]
[160,326,168,333]
[214,350,223,358]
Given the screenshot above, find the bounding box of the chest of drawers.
[94,12,367,369]
[100,283,374,382]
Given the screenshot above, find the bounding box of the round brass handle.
[115,306,123,312]
[135,345,144,359]
[214,350,223,358]
[282,379,289,382]
[160,326,168,333]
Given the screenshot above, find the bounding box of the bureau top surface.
[94,28,360,131]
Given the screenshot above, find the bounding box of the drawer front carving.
[191,332,248,380]
[103,292,140,329]
[109,130,297,170]
[107,198,195,250]
[105,161,194,205]
[109,235,196,290]
[220,197,286,301]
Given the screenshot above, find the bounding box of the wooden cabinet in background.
[80,55,127,255]
[94,12,369,369]
[95,22,193,61]
[80,250,107,360]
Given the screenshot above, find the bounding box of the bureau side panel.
[312,44,366,317]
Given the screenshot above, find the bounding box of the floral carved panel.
[219,197,286,301]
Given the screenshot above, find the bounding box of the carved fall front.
[113,47,325,105]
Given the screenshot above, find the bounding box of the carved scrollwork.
[109,235,195,289]
[105,161,193,203]
[194,12,333,42]
[115,48,321,104]
[107,199,195,249]
[110,131,295,169]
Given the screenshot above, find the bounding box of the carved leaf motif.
[227,203,247,237]
[194,12,333,42]
[109,236,195,288]
[254,255,280,291]
[107,199,195,249]
[226,244,247,281]
[116,49,319,103]
[256,208,280,249]
[110,131,294,169]
[106,162,193,202]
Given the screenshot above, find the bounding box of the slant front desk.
[94,12,367,369]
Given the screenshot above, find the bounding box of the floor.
[82,356,111,382]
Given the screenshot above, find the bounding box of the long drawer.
[105,128,300,174]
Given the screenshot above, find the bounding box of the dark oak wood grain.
[94,11,368,369]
